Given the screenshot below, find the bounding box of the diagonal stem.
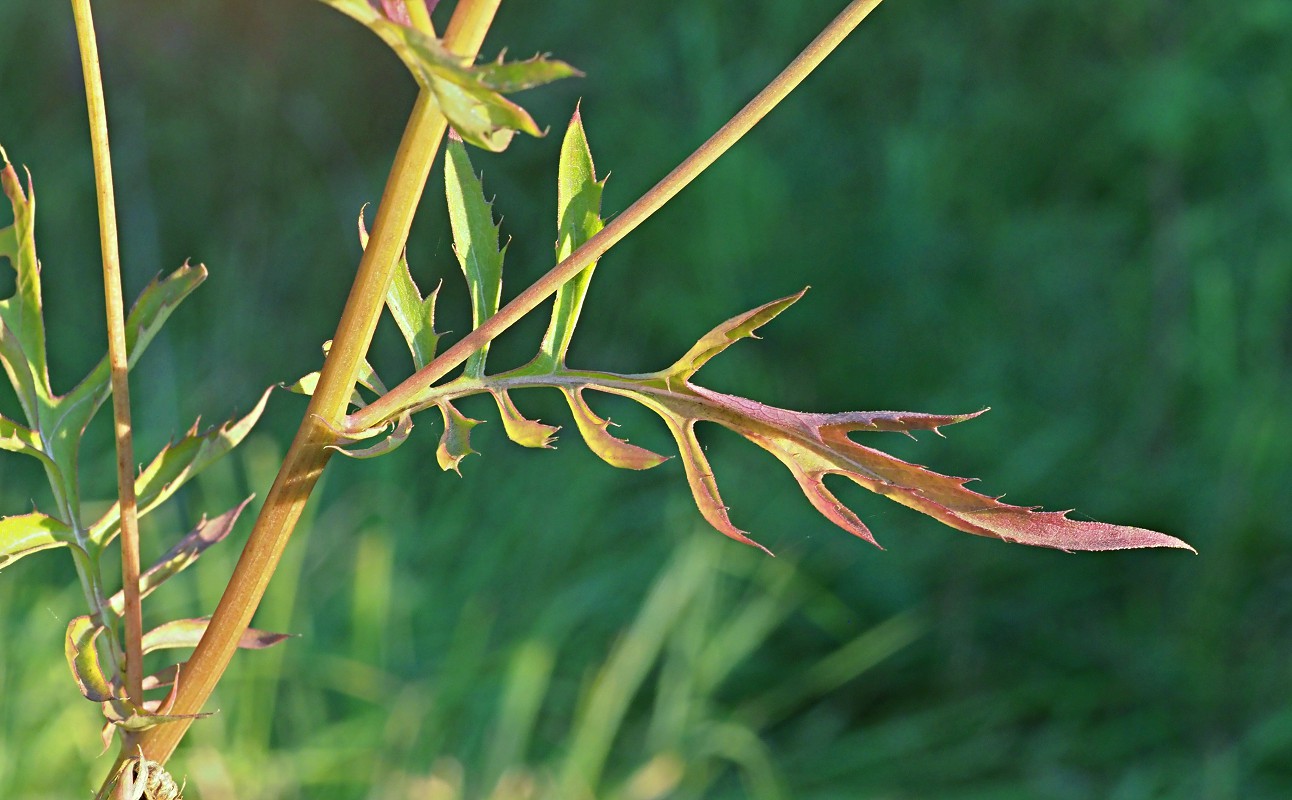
[130,0,502,770]
[70,0,145,708]
[348,0,888,434]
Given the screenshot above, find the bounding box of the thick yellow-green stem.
[70,0,145,709]
[130,0,502,770]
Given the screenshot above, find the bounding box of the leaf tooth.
[562,387,667,470]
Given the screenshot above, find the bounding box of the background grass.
[2,0,1291,797]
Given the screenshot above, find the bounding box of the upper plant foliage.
[318,0,579,151]
[0,148,283,745]
[308,114,1193,555]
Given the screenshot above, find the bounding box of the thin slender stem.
[130,0,501,769]
[349,0,887,433]
[70,0,144,708]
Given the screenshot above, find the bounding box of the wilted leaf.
[436,401,482,473]
[106,499,251,615]
[492,390,558,448]
[445,135,506,377]
[327,411,414,458]
[89,388,272,547]
[536,108,606,371]
[0,511,76,570]
[65,616,113,702]
[140,617,294,654]
[561,387,668,470]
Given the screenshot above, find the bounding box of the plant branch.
[130,0,502,769]
[348,0,888,433]
[70,0,144,708]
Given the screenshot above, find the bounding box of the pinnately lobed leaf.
[582,291,1194,554]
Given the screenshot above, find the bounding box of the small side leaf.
[436,401,482,473]
[0,154,49,419]
[65,616,113,702]
[326,412,414,459]
[492,390,559,448]
[561,387,668,470]
[536,107,606,371]
[89,387,272,547]
[0,511,76,570]
[0,413,54,469]
[107,499,252,615]
[361,207,440,369]
[445,135,506,377]
[662,289,807,383]
[140,618,294,654]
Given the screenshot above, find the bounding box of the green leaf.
[0,412,55,469]
[0,154,50,421]
[662,289,807,383]
[64,615,113,702]
[89,387,272,547]
[537,108,606,371]
[316,0,578,151]
[445,136,506,377]
[436,401,483,474]
[0,511,76,570]
[361,207,440,369]
[430,77,535,152]
[492,390,559,449]
[140,617,294,654]
[106,499,251,616]
[326,411,414,459]
[52,262,207,471]
[561,387,668,470]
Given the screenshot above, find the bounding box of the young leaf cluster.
[0,150,286,749]
[304,115,1194,556]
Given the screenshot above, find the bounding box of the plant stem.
[349,0,888,434]
[70,0,144,708]
[130,0,502,769]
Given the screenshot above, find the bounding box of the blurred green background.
[2,0,1291,797]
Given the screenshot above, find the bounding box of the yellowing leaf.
[492,390,558,449]
[436,401,483,473]
[561,387,668,470]
[0,511,76,570]
[64,616,112,703]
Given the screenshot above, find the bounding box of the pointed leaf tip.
[664,290,808,382]
[563,387,667,470]
[493,390,559,448]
